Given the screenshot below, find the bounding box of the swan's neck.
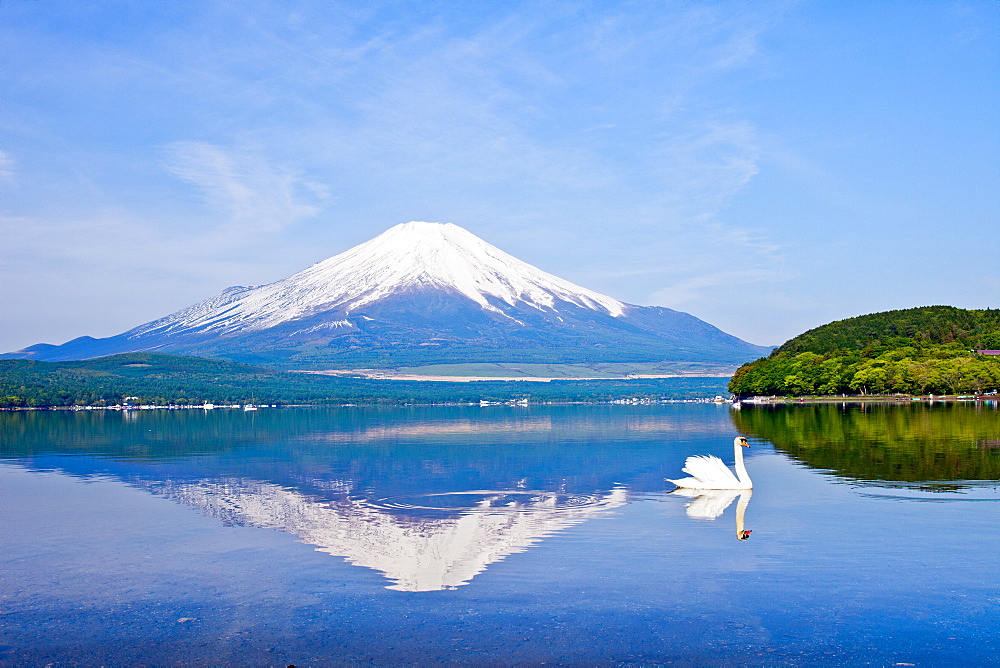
[734,439,751,486]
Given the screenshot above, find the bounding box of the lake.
[1,402,997,665]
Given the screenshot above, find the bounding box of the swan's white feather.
[666,437,753,490]
[682,454,741,484]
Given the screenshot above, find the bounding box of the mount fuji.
[8,222,769,368]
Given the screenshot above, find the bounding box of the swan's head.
[735,437,750,448]
[738,529,752,541]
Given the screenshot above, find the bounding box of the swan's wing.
[683,489,739,519]
[680,455,741,486]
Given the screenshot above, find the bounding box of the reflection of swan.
[670,488,753,540]
[734,490,752,540]
[667,437,752,489]
[671,488,739,519]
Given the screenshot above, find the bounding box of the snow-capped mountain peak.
[8,220,771,368]
[133,221,625,337]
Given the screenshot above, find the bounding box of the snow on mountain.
[130,221,625,339]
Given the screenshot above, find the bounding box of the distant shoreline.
[5,393,997,412]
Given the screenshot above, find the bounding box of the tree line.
[730,306,1000,397]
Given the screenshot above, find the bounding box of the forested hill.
[729,306,1000,397]
[0,352,729,408]
[774,306,1000,355]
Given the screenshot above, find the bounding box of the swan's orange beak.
[740,439,750,447]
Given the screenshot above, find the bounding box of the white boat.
[243,404,258,412]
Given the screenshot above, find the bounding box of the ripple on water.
[364,490,609,514]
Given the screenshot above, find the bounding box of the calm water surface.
[1,403,997,666]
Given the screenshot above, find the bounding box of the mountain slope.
[8,221,770,368]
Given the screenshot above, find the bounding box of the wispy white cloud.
[650,267,780,308]
[0,150,14,182]
[163,142,328,233]
[651,121,761,219]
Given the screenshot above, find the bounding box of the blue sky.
[2,0,997,351]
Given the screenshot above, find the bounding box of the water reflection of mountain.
[139,477,627,591]
[732,403,1000,489]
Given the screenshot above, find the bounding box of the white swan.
[666,437,752,490]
